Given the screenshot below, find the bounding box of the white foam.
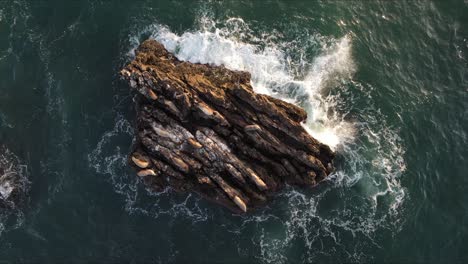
[0,146,29,236]
[127,16,407,205]
[150,25,289,95]
[0,148,28,201]
[0,181,13,199]
[118,15,407,262]
[143,22,355,149]
[88,114,210,221]
[300,36,356,148]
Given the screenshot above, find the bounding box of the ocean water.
[0,0,467,262]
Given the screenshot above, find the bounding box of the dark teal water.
[0,0,467,263]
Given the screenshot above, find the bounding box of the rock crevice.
[121,40,335,213]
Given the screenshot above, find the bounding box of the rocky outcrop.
[121,40,335,213]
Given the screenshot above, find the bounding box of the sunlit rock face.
[121,40,335,213]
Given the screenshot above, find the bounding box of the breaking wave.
[91,15,407,262]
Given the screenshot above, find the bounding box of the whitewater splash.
[91,15,406,263]
[129,19,355,150]
[0,146,29,235]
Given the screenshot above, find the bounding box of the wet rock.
[121,40,335,213]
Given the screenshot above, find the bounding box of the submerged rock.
[121,40,335,213]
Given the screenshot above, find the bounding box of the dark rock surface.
[121,40,335,213]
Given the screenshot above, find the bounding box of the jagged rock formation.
[0,146,28,209]
[121,40,335,213]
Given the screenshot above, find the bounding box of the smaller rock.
[187,138,203,149]
[147,89,158,100]
[120,69,131,77]
[233,196,247,213]
[197,102,215,117]
[137,169,157,177]
[152,125,172,139]
[246,168,268,191]
[164,100,181,116]
[171,156,190,173]
[132,155,150,168]
[198,176,213,185]
[244,124,261,132]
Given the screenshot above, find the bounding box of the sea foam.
[93,15,407,262]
